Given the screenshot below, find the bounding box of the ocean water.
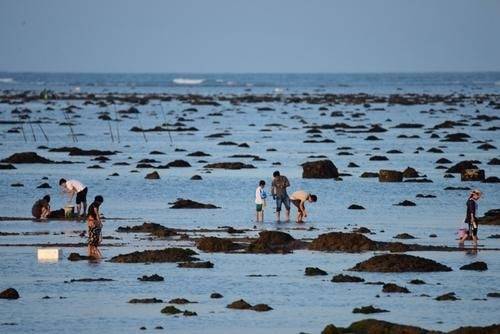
[0,73,499,333]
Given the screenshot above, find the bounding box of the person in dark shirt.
[87,195,104,259]
[460,189,482,244]
[32,195,51,219]
[271,171,291,222]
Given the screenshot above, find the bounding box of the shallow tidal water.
[0,73,499,333]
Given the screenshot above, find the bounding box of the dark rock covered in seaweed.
[169,199,219,209]
[0,288,19,299]
[196,237,239,253]
[116,222,177,238]
[247,231,303,253]
[309,232,377,252]
[110,248,198,263]
[350,254,452,272]
[301,159,339,179]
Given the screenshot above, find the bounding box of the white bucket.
[37,248,61,262]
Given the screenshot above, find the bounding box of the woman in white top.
[59,178,88,217]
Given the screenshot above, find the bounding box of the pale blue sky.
[1,0,499,73]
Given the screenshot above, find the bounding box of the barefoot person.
[459,189,482,245]
[87,195,104,259]
[255,180,267,222]
[271,171,291,222]
[289,190,317,223]
[59,178,88,217]
[32,195,51,219]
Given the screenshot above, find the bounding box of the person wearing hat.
[87,195,104,259]
[32,195,51,219]
[460,189,482,244]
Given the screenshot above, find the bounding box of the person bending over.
[59,178,88,217]
[32,195,51,219]
[289,190,317,223]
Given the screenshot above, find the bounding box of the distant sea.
[0,72,499,94]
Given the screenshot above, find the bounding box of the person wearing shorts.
[460,189,482,245]
[59,178,88,217]
[289,190,317,223]
[255,180,267,222]
[271,171,290,222]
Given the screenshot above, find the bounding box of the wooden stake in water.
[108,121,115,142]
[138,117,147,143]
[38,123,49,143]
[114,105,120,143]
[20,124,27,142]
[29,122,37,142]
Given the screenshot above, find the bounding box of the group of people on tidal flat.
[30,172,483,259]
[255,170,317,223]
[31,178,104,258]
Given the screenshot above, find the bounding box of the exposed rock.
[168,298,196,304]
[305,267,328,276]
[161,305,182,315]
[138,274,164,282]
[210,293,223,299]
[1,152,56,164]
[483,176,500,183]
[348,204,365,210]
[360,172,379,178]
[129,298,163,304]
[169,199,219,209]
[459,261,488,271]
[251,304,273,312]
[187,151,211,157]
[247,231,302,253]
[394,200,416,207]
[331,274,365,283]
[227,299,252,310]
[37,182,51,188]
[435,292,459,301]
[190,175,202,180]
[352,305,389,314]
[204,162,255,169]
[478,209,500,225]
[166,160,191,168]
[461,169,485,181]
[393,233,416,239]
[487,158,500,165]
[0,288,19,299]
[382,283,410,293]
[68,253,95,261]
[350,254,452,272]
[196,237,239,252]
[409,279,426,285]
[309,232,377,252]
[402,167,420,178]
[0,164,16,170]
[446,160,479,174]
[110,248,198,263]
[68,278,113,283]
[49,147,118,156]
[178,261,214,268]
[436,158,452,164]
[301,159,339,179]
[416,194,436,198]
[145,171,160,179]
[378,170,403,182]
[116,222,177,238]
[487,292,500,298]
[352,227,371,234]
[370,155,389,161]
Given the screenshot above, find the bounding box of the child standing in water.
[255,180,267,222]
[87,195,104,259]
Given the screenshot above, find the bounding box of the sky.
[1,0,499,73]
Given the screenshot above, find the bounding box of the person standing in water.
[87,195,104,259]
[460,189,482,245]
[255,180,267,222]
[271,171,291,222]
[289,190,317,223]
[59,178,88,217]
